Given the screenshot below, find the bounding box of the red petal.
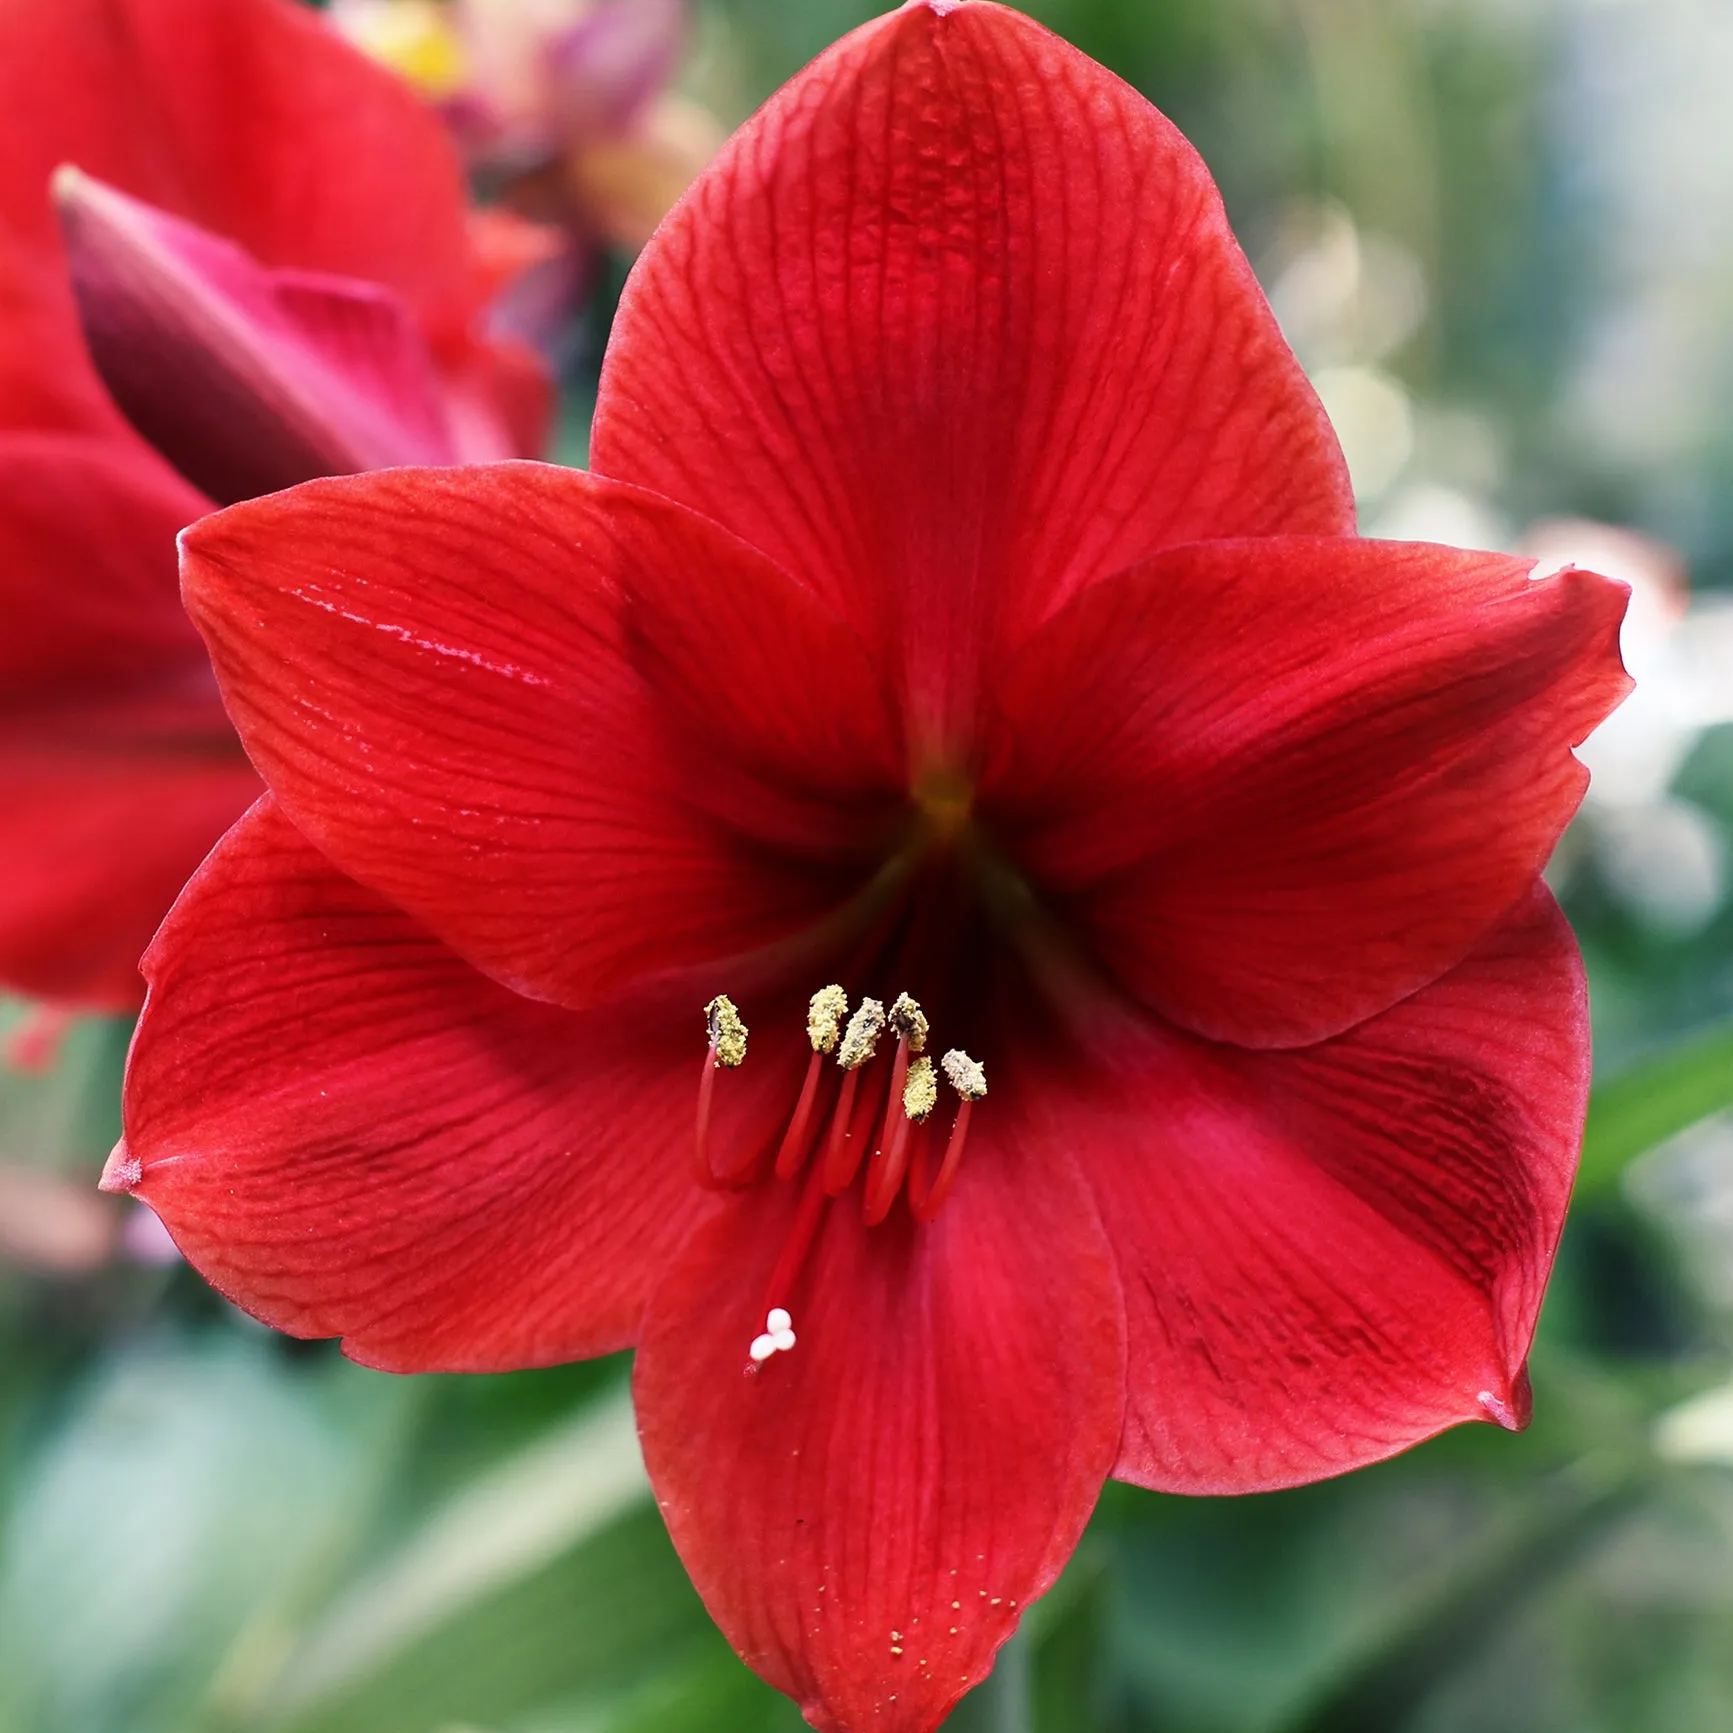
[0,432,208,687]
[180,465,900,1009]
[0,716,256,1010]
[0,432,238,1007]
[55,170,462,503]
[115,798,761,1369]
[0,0,475,331]
[0,0,538,449]
[593,0,1351,720]
[1066,887,1585,1494]
[440,332,554,464]
[634,1130,1123,1733]
[993,538,1630,1047]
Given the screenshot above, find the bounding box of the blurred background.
[4,0,1732,1728]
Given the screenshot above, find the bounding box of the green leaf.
[264,1393,738,1733]
[1267,1461,1646,1733]
[1578,1018,1733,1196]
[0,1338,400,1733]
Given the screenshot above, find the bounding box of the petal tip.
[99,1140,144,1196]
[1477,1365,1533,1433]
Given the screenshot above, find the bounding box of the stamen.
[940,1048,986,1102]
[888,992,929,1053]
[713,989,992,1359]
[902,1053,939,1122]
[864,996,929,1225]
[806,984,849,1055]
[863,1055,936,1226]
[819,1065,868,1190]
[874,1003,916,1148]
[836,997,887,1070]
[704,995,748,1068]
[773,1050,826,1179]
[695,994,753,1187]
[814,996,885,1191]
[909,1050,986,1223]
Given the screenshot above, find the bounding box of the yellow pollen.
[703,995,748,1068]
[837,998,887,1070]
[902,1055,938,1123]
[941,1049,986,1101]
[806,984,849,1054]
[888,992,929,1053]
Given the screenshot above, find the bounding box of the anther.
[888,992,929,1053]
[806,984,849,1055]
[696,993,751,1187]
[689,998,745,1185]
[836,997,887,1071]
[902,1054,938,1122]
[940,1048,986,1102]
[704,995,748,1068]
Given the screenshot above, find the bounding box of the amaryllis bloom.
[112,3,1629,1728]
[0,0,551,1016]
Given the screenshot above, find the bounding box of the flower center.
[694,987,987,1371]
[911,761,975,845]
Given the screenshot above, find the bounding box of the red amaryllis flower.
[111,3,1630,1728]
[0,0,551,1015]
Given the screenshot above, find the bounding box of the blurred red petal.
[635,1122,1123,1733]
[994,538,1630,1046]
[1066,887,1585,1493]
[0,726,258,1010]
[0,433,249,1007]
[56,170,462,503]
[0,0,476,326]
[0,0,539,445]
[0,432,208,687]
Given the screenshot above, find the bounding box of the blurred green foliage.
[4,1,1732,1729]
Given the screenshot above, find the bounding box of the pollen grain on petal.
[704,994,748,1067]
[941,1048,987,1101]
[806,983,849,1054]
[837,997,887,1070]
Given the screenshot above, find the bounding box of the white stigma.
[748,1308,798,1363]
